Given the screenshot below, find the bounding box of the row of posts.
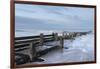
[39,32,64,48]
[29,31,89,61]
[29,33,64,61]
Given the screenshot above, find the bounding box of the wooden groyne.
[15,31,90,65]
[15,33,61,65]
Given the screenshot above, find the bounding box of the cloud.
[15,4,94,37]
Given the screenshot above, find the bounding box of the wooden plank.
[15,48,29,52]
[44,39,54,42]
[15,44,29,48]
[15,39,40,44]
[44,34,53,37]
[15,35,40,40]
[15,34,53,40]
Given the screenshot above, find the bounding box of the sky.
[15,4,94,37]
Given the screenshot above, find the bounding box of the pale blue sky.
[15,4,94,36]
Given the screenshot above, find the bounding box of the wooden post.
[60,36,64,53]
[69,33,70,39]
[40,33,44,46]
[29,42,37,61]
[74,32,77,37]
[52,33,58,41]
[71,32,74,39]
[60,36,64,48]
[62,32,65,39]
[55,33,58,41]
[52,32,55,40]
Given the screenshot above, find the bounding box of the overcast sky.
[15,4,94,37]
